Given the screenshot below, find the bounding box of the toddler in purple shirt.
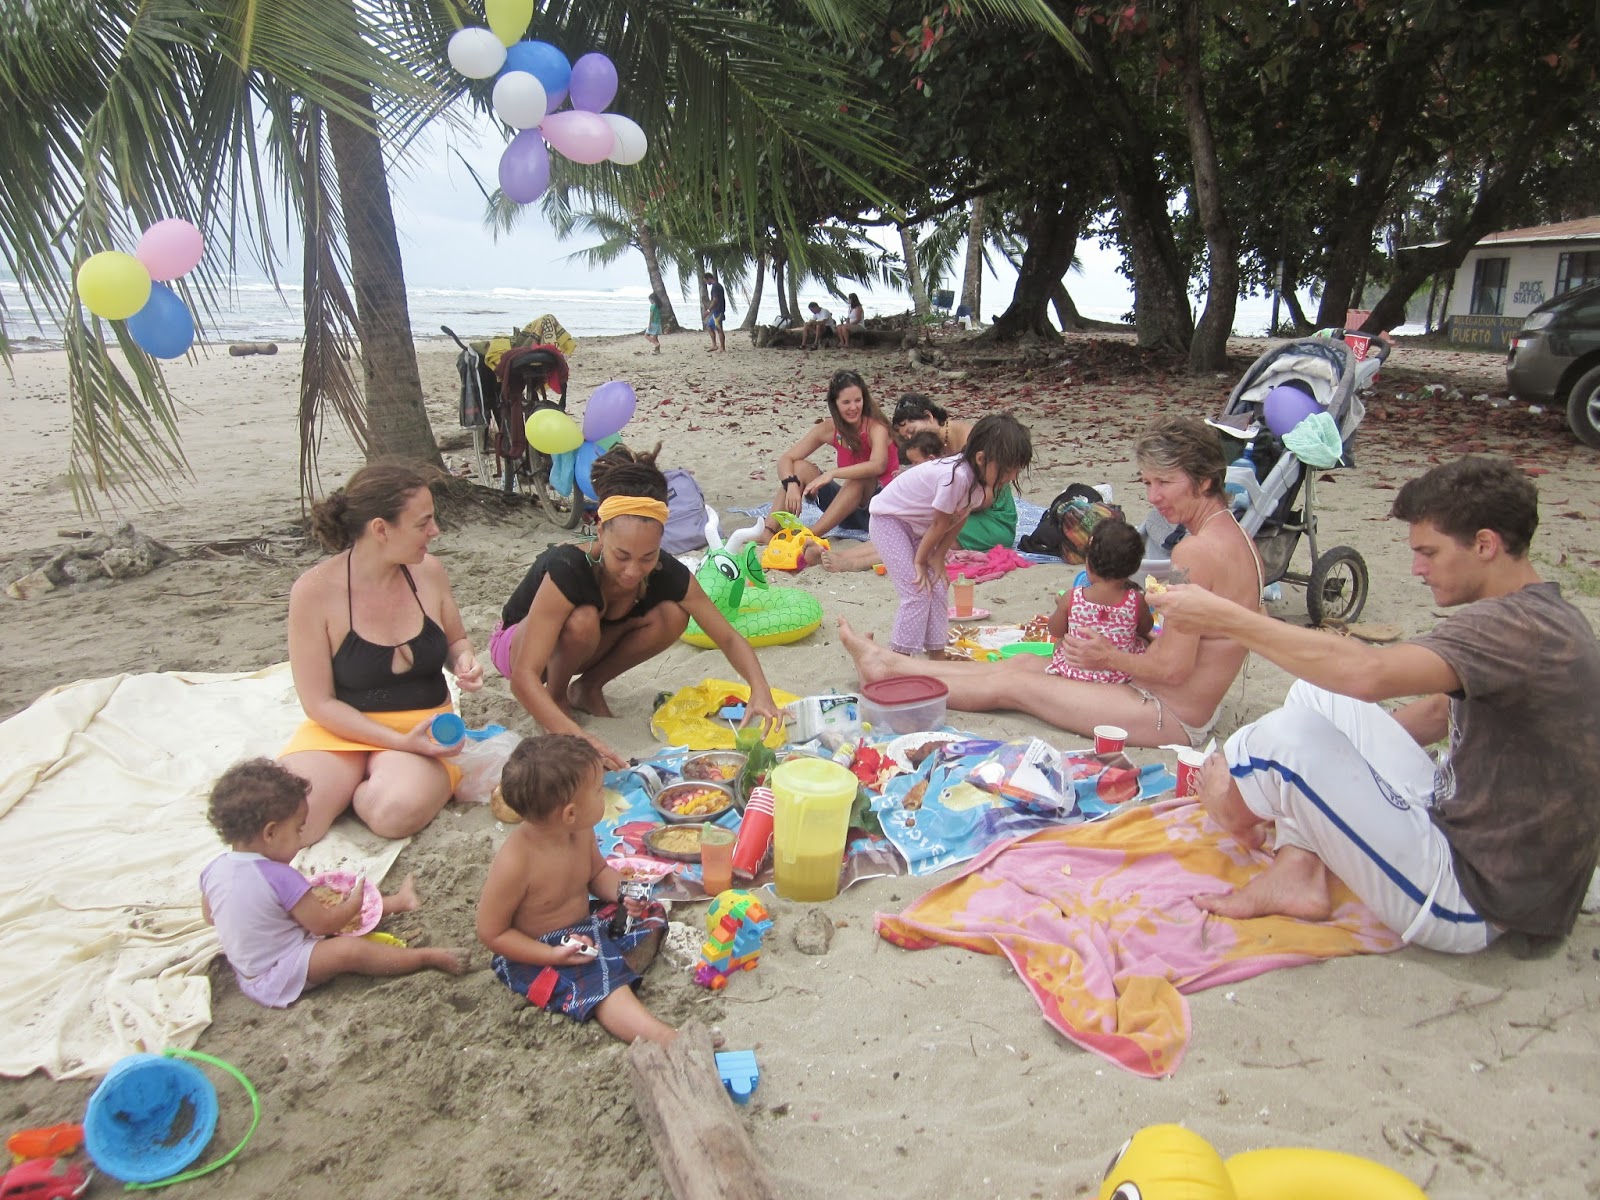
[200,758,469,1007]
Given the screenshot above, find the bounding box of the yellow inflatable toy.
[1098,1125,1429,1200]
[760,511,828,572]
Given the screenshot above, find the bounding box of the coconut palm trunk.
[636,215,683,332]
[325,84,440,467]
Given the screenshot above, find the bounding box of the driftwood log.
[628,1022,780,1200]
[751,324,903,351]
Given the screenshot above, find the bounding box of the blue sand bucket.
[85,1048,260,1189]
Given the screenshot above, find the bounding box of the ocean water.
[1,276,1324,353]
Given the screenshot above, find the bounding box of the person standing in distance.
[703,271,727,353]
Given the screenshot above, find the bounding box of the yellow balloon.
[485,0,533,46]
[525,407,583,455]
[76,251,152,321]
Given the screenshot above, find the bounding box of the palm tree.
[3,0,1076,505]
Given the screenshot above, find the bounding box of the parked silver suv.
[1506,282,1600,448]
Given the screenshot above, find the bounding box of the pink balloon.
[541,110,616,165]
[499,131,551,204]
[135,219,204,282]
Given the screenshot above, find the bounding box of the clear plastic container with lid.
[860,675,948,735]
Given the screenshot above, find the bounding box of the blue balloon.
[125,281,194,359]
[502,40,571,108]
[575,439,604,502]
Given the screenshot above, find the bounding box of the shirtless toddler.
[476,734,676,1045]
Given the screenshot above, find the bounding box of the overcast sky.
[378,107,1149,321]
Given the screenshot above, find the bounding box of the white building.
[1431,216,1600,350]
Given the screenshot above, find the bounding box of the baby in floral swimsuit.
[1046,518,1154,684]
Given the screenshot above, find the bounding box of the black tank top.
[331,554,450,712]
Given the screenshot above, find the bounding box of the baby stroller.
[444,325,582,529]
[1142,332,1389,626]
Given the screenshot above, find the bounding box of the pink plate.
[948,606,993,620]
[607,855,677,882]
[306,870,383,936]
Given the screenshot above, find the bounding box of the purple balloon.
[541,110,615,164]
[583,380,637,441]
[568,52,618,113]
[1262,382,1322,436]
[498,131,550,204]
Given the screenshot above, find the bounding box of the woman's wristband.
[781,475,801,489]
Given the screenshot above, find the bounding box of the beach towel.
[943,545,1034,583]
[597,750,902,900]
[876,798,1401,1078]
[0,664,406,1079]
[874,742,1175,876]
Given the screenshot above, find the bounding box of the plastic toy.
[1098,1124,1428,1200]
[682,509,822,649]
[6,1125,82,1164]
[760,512,829,572]
[692,890,774,990]
[714,1050,761,1104]
[559,934,600,958]
[0,1158,92,1200]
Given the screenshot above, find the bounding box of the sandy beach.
[2,328,1599,1199]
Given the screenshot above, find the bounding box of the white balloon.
[448,28,507,79]
[603,114,648,166]
[492,70,548,130]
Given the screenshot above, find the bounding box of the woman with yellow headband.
[489,445,783,767]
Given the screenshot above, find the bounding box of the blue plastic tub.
[85,1053,218,1184]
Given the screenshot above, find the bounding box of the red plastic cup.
[1093,724,1127,755]
[1175,748,1206,797]
[732,787,776,879]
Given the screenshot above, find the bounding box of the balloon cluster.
[74,220,203,359]
[525,381,637,501]
[446,1,647,206]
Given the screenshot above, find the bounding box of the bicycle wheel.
[535,467,583,529]
[470,427,495,487]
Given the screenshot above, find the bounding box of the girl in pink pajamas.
[867,413,1032,656]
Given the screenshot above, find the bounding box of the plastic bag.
[649,678,799,750]
[453,726,522,804]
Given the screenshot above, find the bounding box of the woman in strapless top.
[280,462,483,844]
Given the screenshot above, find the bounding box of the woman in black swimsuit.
[282,463,483,843]
[491,445,782,768]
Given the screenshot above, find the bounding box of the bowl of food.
[681,751,748,801]
[652,780,736,824]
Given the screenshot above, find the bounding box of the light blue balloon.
[575,439,604,502]
[125,281,194,359]
[502,40,571,108]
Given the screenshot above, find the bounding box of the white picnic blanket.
[0,664,405,1079]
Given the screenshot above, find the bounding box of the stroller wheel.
[1307,545,1369,627]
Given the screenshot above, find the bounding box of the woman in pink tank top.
[766,369,896,540]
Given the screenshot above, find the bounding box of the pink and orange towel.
[875,798,1400,1077]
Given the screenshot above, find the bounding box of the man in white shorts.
[1150,455,1600,953]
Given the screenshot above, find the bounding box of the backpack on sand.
[1017,484,1108,558]
[662,469,710,554]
